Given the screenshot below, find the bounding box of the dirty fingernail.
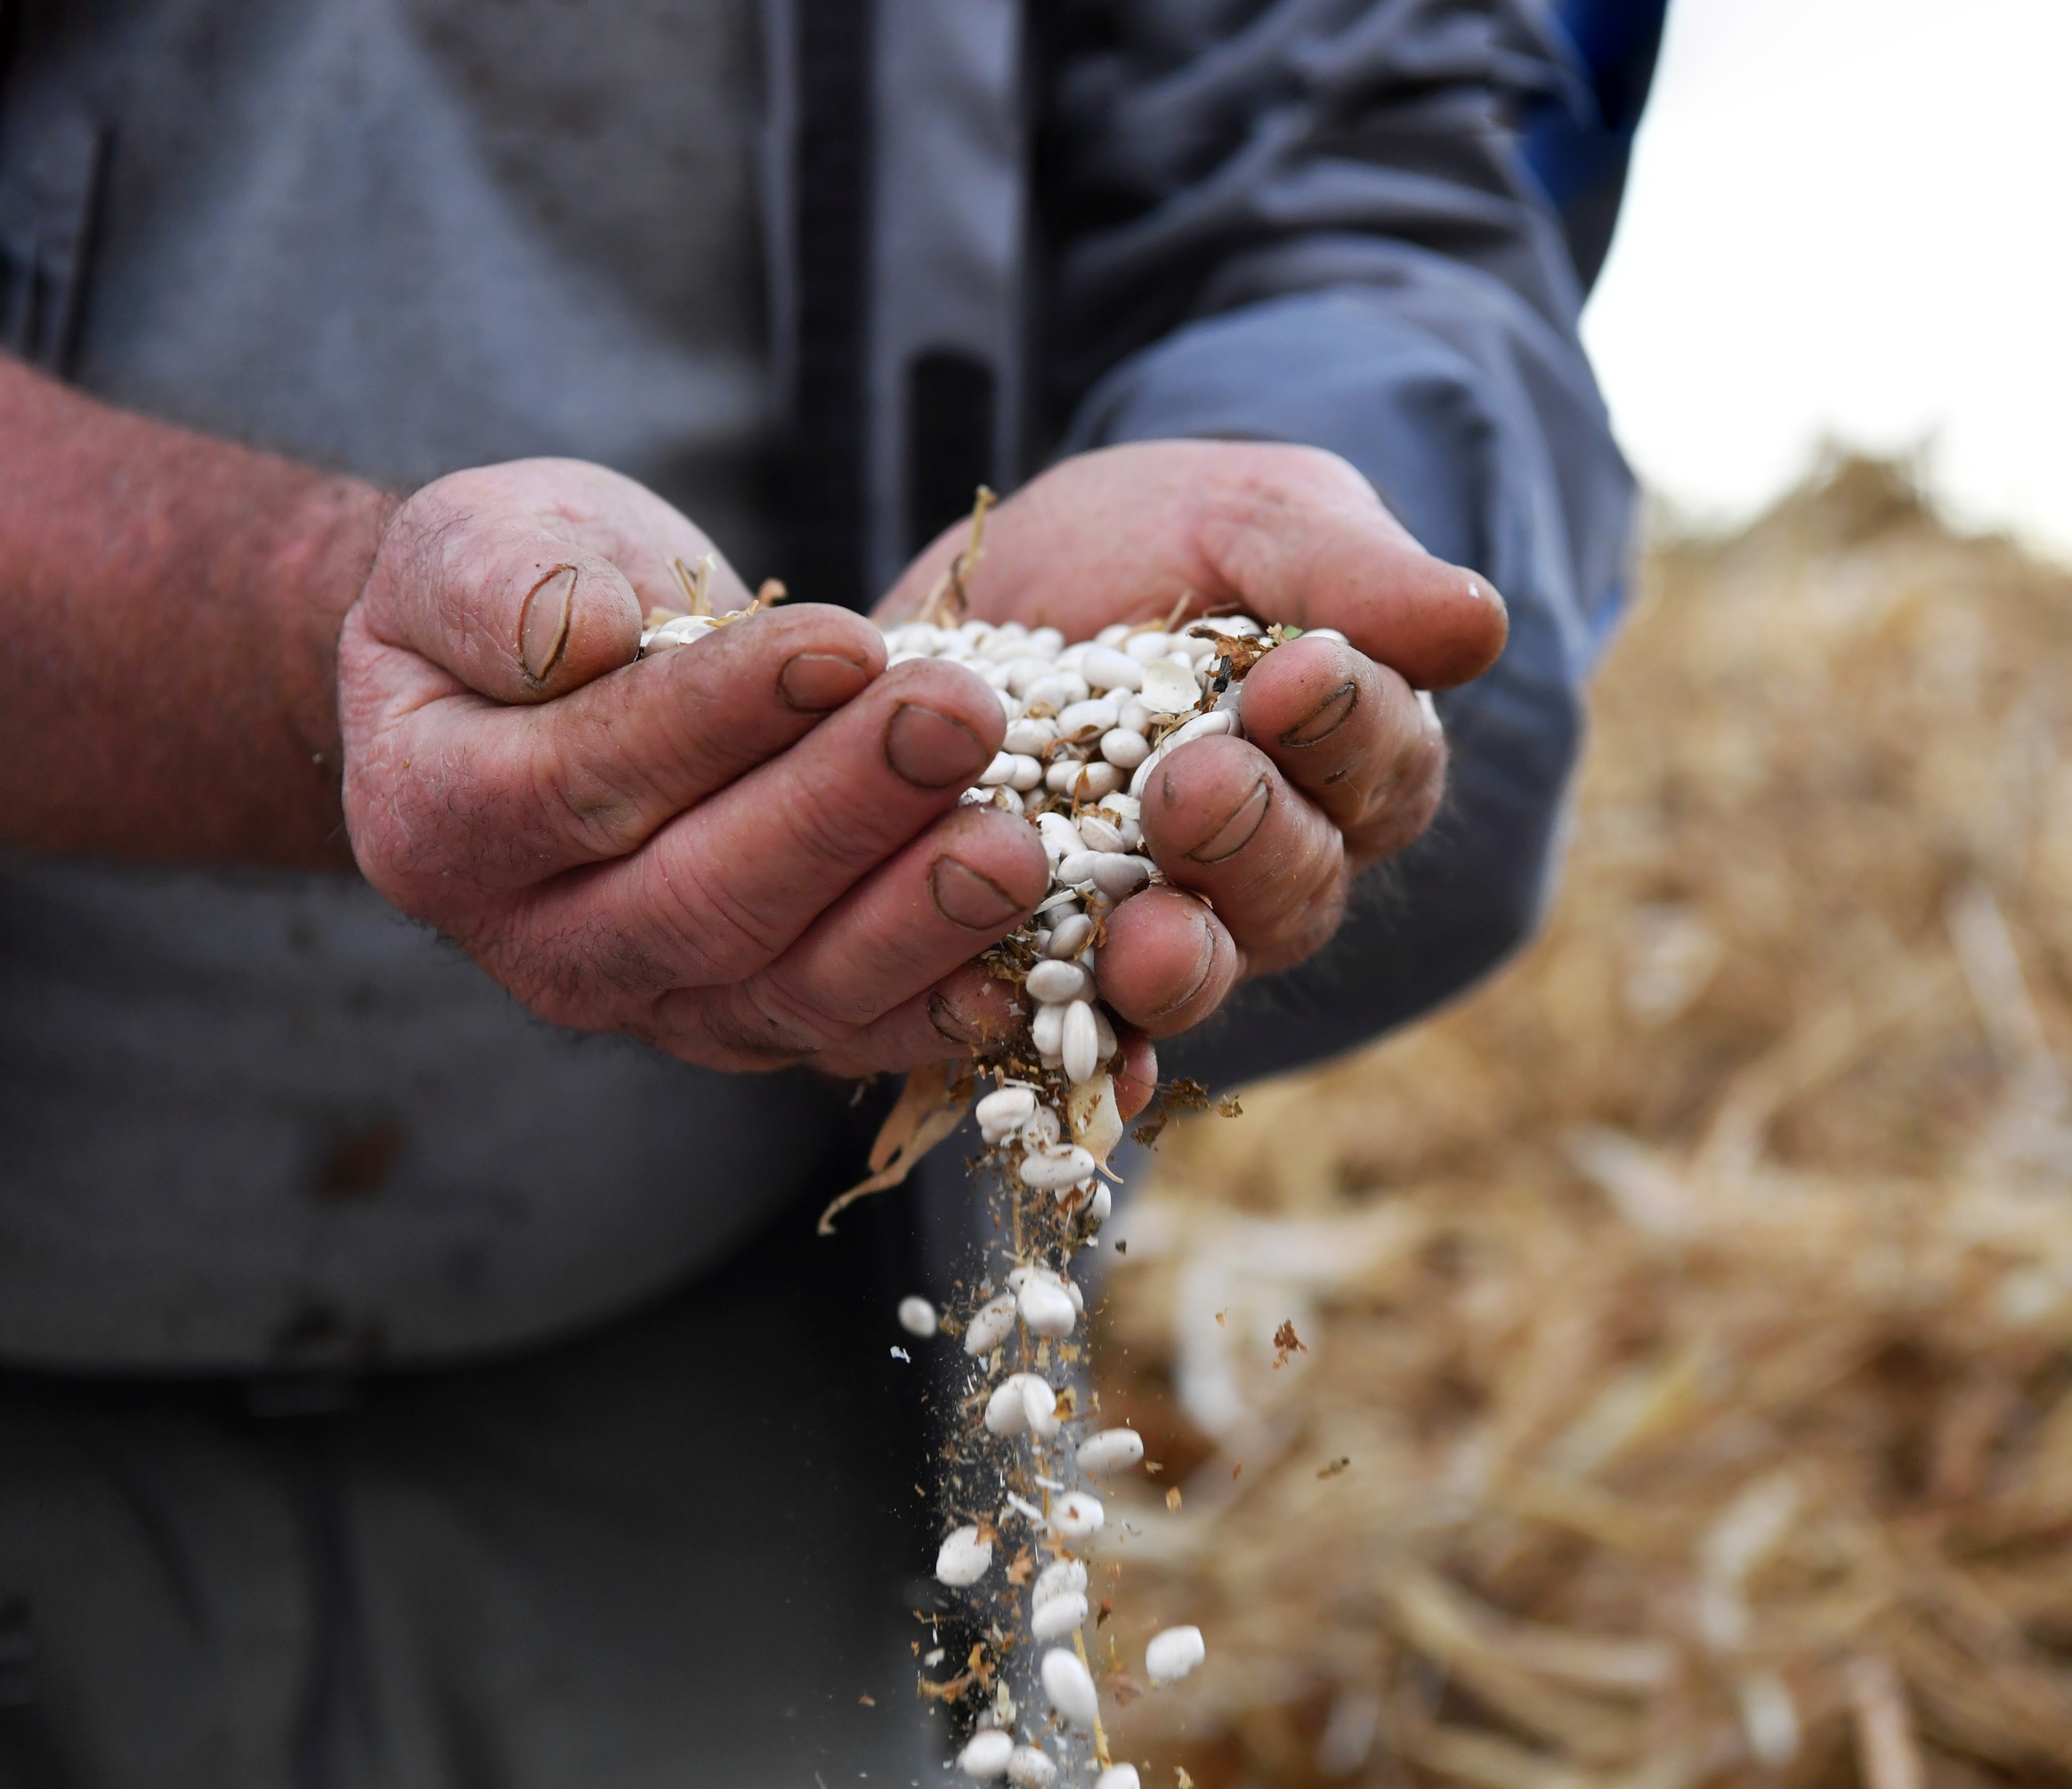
[519,565,578,683]
[886,703,989,789]
[1186,775,1272,863]
[780,651,872,712]
[1154,903,1220,1017]
[1279,679,1360,748]
[932,856,1025,930]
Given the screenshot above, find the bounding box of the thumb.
[361,492,643,706]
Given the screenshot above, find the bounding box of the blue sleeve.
[1040,0,1637,1086]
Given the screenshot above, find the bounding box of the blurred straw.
[1097,463,2072,1787]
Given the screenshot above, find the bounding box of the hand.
[338,459,1056,1079]
[878,441,1508,1036]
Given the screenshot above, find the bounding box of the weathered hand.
[338,459,1049,1077]
[878,441,1508,1036]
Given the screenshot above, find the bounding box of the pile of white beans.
[643,597,1292,1781]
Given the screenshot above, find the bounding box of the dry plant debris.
[1094,463,2072,1789]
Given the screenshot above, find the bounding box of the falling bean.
[1018,1275,1077,1339]
[1145,1624,1206,1685]
[935,1525,993,1587]
[964,1292,1019,1356]
[1030,1590,1089,1642]
[1076,1427,1145,1477]
[1052,1491,1105,1542]
[1040,1647,1101,1731]
[1006,1745,1056,1788]
[959,1731,1014,1778]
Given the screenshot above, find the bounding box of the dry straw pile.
[1096,462,2072,1789]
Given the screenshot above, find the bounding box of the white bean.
[1076,761,1125,799]
[1057,696,1120,735]
[1081,645,1145,692]
[958,1731,1014,1779]
[897,1296,939,1338]
[1054,849,1100,886]
[1074,812,1126,852]
[1092,1005,1117,1060]
[1008,754,1046,791]
[1003,718,1057,757]
[1125,631,1182,663]
[1061,1000,1101,1085]
[979,751,1018,787]
[1145,1624,1206,1684]
[1040,1647,1101,1730]
[1044,913,1095,959]
[1031,1003,1066,1057]
[1076,1427,1145,1477]
[975,1085,1038,1141]
[935,1524,993,1587]
[1052,1491,1105,1542]
[1033,1558,1088,1606]
[1030,1590,1088,1642]
[1089,854,1154,900]
[1129,710,1240,798]
[985,1372,1051,1437]
[964,1292,1019,1356]
[1004,658,1059,698]
[1035,814,1086,861]
[1020,1105,1062,1148]
[1137,659,1202,716]
[1096,1767,1142,1789]
[1023,1375,1061,1438]
[1031,627,1065,657]
[1083,1183,1113,1226]
[1115,696,1153,734]
[1018,1275,1077,1339]
[1020,1145,1097,1191]
[1099,728,1149,769]
[1007,1746,1056,1788]
[1025,960,1092,1005]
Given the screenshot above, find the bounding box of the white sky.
[1581,0,2072,559]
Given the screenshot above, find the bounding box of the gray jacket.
[0,0,1633,1369]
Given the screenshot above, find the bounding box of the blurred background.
[1586,0,2072,561]
[1089,3,2072,1785]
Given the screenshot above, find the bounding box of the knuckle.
[725,975,852,1056]
[779,774,905,873]
[633,846,787,984]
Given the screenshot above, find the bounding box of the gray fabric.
[0,1207,939,1787]
[26,0,778,540]
[863,0,1027,591]
[0,0,815,1370]
[0,852,852,1366]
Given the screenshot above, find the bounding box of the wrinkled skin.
[339,443,1507,1113]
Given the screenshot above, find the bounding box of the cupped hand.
[878,441,1508,1036]
[337,458,1051,1079]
